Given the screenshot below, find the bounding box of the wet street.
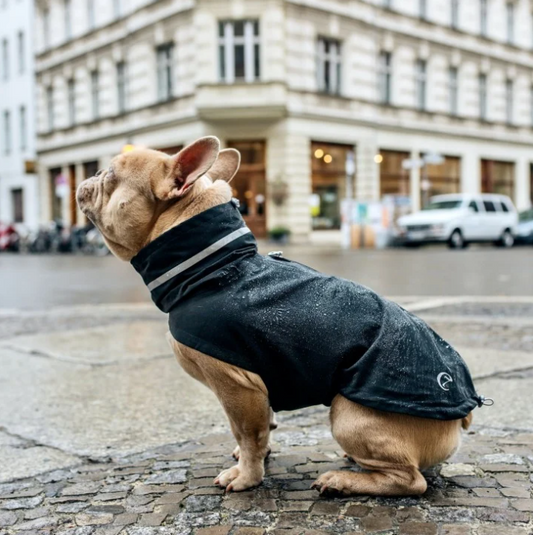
[1,245,533,310]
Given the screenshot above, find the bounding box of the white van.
[396,194,518,248]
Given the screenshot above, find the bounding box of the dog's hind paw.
[311,470,352,497]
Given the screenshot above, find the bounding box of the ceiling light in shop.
[374,154,383,164]
[314,149,324,159]
[324,154,333,164]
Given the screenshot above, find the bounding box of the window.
[87,0,95,30]
[67,78,75,126]
[2,39,8,80]
[378,51,392,104]
[64,0,72,40]
[317,37,341,95]
[46,86,54,131]
[483,200,496,212]
[506,2,515,45]
[449,66,458,115]
[419,0,427,19]
[500,200,510,212]
[379,150,411,196]
[17,31,24,74]
[113,0,121,18]
[451,0,459,30]
[116,61,127,113]
[19,105,26,150]
[481,159,515,198]
[415,59,427,111]
[90,70,99,119]
[423,155,461,198]
[156,43,174,101]
[479,73,487,120]
[43,7,50,49]
[382,0,392,8]
[480,0,488,37]
[505,79,513,125]
[11,189,24,223]
[218,20,260,84]
[3,110,10,154]
[468,200,479,212]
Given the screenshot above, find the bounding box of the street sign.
[402,158,423,170]
[423,152,445,165]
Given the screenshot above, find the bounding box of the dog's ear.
[156,136,220,200]
[207,149,241,184]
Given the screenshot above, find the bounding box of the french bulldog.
[77,136,482,496]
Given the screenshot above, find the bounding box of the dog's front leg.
[214,384,271,492]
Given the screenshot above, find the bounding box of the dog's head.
[76,136,240,260]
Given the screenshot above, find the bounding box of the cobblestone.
[0,425,530,534]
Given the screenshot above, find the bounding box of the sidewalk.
[1,298,532,534]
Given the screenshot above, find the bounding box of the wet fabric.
[131,201,483,418]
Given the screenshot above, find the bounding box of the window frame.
[11,188,24,223]
[451,0,459,30]
[156,43,174,102]
[46,86,54,131]
[218,20,260,84]
[479,73,487,121]
[505,78,513,125]
[17,31,24,74]
[506,1,515,45]
[2,38,8,81]
[480,0,488,37]
[378,51,392,105]
[64,0,72,40]
[448,66,458,116]
[90,69,99,120]
[3,109,10,155]
[415,59,427,111]
[19,105,26,150]
[67,78,76,126]
[317,36,342,95]
[116,61,127,114]
[87,0,95,31]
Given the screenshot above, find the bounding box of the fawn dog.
[77,136,483,496]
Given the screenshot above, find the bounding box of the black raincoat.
[131,200,483,418]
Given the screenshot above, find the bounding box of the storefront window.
[379,150,410,197]
[481,159,514,200]
[227,140,266,237]
[423,155,460,198]
[311,142,354,230]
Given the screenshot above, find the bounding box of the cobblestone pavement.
[1,298,533,534]
[0,412,532,535]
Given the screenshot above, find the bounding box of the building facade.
[35,0,533,240]
[0,0,38,229]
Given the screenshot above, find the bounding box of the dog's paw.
[214,465,263,492]
[311,470,352,497]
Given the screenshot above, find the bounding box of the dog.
[77,136,486,496]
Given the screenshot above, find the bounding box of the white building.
[0,0,38,229]
[35,0,533,240]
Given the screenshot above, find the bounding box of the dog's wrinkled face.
[76,136,240,260]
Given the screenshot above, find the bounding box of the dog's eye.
[95,169,104,177]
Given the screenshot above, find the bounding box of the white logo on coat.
[437,372,453,391]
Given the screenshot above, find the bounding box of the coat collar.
[131,200,257,312]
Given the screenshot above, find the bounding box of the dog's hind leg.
[232,407,277,460]
[312,395,463,497]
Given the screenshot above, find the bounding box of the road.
[1,245,533,310]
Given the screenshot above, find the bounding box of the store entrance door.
[227,141,266,237]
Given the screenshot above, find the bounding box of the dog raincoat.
[131,200,484,418]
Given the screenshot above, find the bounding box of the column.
[355,139,380,202]
[515,157,530,211]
